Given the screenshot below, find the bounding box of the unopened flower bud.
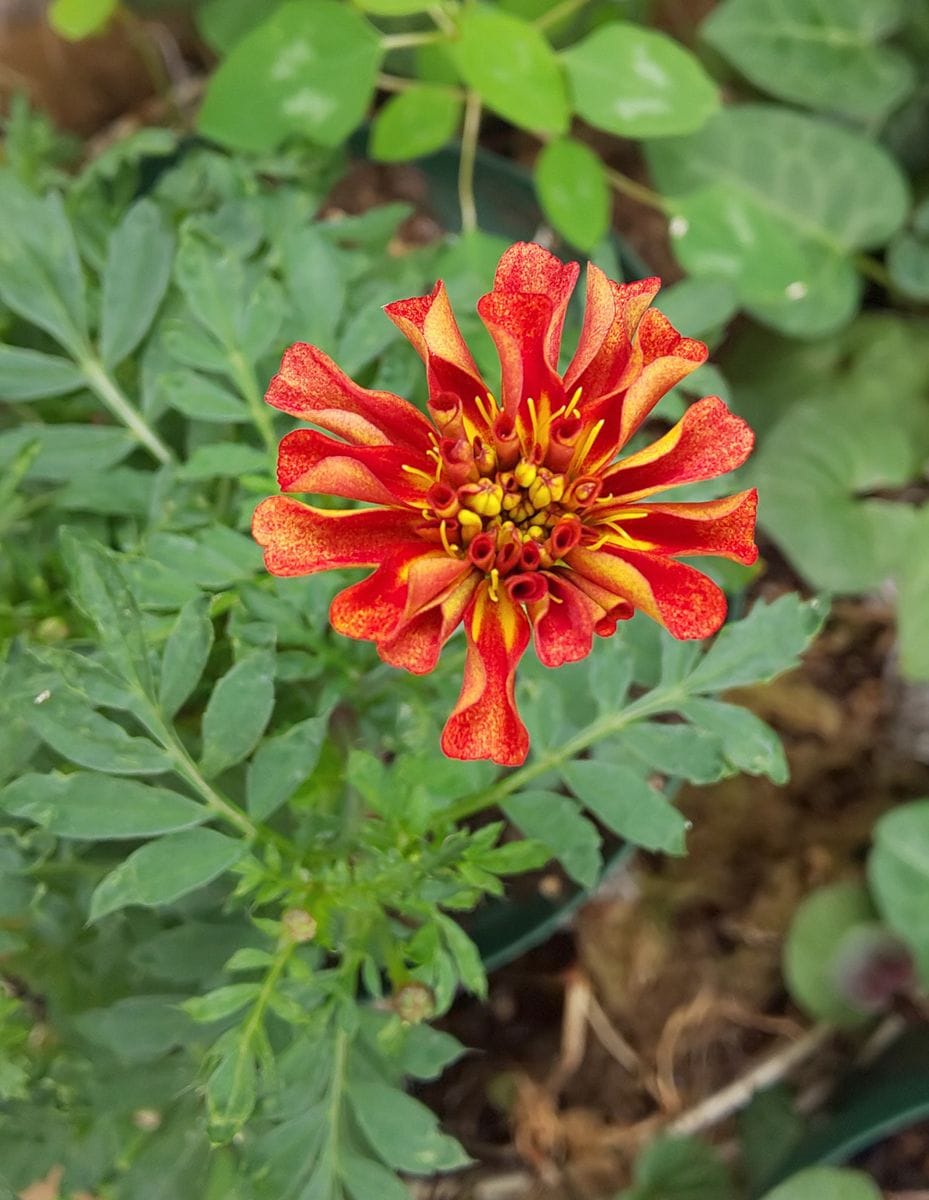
[281,908,317,944]
[391,982,435,1024]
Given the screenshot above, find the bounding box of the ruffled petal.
[598,490,758,565]
[564,268,661,399]
[252,496,423,577]
[277,429,432,507]
[265,343,435,453]
[566,544,727,640]
[384,281,490,428]
[441,583,530,766]
[601,396,755,501]
[380,569,479,674]
[528,573,606,668]
[492,242,579,371]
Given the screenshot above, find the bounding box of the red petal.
[565,268,661,400]
[384,281,490,428]
[608,490,759,565]
[529,573,606,668]
[277,429,431,507]
[380,570,479,674]
[266,343,434,452]
[566,544,727,640]
[441,583,530,766]
[492,242,579,371]
[601,397,755,501]
[252,496,423,577]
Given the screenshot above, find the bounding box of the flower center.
[416,391,606,596]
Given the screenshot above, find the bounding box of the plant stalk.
[79,358,175,465]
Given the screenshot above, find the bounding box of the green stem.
[446,685,685,822]
[79,358,175,465]
[168,741,260,841]
[427,3,458,36]
[377,71,464,99]
[227,350,277,461]
[535,0,588,31]
[458,91,482,235]
[381,30,446,50]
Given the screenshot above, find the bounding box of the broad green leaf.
[89,828,244,920]
[761,1167,881,1200]
[563,760,688,854]
[60,528,155,695]
[58,467,154,516]
[563,23,719,138]
[621,1134,734,1200]
[159,597,215,719]
[371,87,462,162]
[898,508,929,679]
[200,651,276,778]
[649,277,739,340]
[783,881,877,1025]
[396,1023,465,1081]
[72,995,195,1064]
[100,199,175,367]
[197,0,286,53]
[0,178,88,354]
[888,229,929,301]
[198,0,382,152]
[452,5,568,135]
[702,0,914,123]
[49,0,117,39]
[183,984,261,1023]
[534,137,609,252]
[349,1081,471,1173]
[685,595,825,693]
[678,699,788,784]
[246,715,328,821]
[27,690,170,775]
[278,227,345,352]
[648,106,910,336]
[131,921,261,984]
[0,425,133,482]
[869,799,929,980]
[174,233,244,348]
[0,773,206,839]
[0,345,84,401]
[341,1155,411,1200]
[178,444,271,481]
[501,790,601,887]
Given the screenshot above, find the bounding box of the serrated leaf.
[27,690,171,775]
[686,595,825,693]
[535,137,609,252]
[200,651,276,778]
[370,87,461,162]
[60,528,155,695]
[435,914,486,998]
[100,199,175,367]
[246,715,328,821]
[453,4,568,135]
[618,723,727,785]
[0,772,206,839]
[702,0,914,123]
[563,760,688,854]
[349,1081,472,1174]
[0,344,85,401]
[198,0,382,152]
[159,596,215,719]
[564,23,719,139]
[89,828,244,921]
[678,699,788,784]
[502,790,602,887]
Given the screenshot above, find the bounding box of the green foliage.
[617,1134,734,1199]
[534,137,610,252]
[370,87,463,161]
[869,799,929,981]
[760,1167,881,1200]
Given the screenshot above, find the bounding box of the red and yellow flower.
[253,243,757,767]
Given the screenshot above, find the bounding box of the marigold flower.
[253,243,757,768]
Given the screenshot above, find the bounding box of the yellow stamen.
[439,520,460,557]
[570,419,605,474]
[527,524,544,540]
[461,482,504,518]
[564,386,583,419]
[487,568,500,602]
[401,464,437,485]
[526,396,540,449]
[472,391,498,430]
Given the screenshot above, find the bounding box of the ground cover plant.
[2,0,929,1196]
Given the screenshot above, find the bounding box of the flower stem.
[535,0,588,32]
[446,685,685,823]
[458,90,482,235]
[381,30,446,50]
[79,357,175,465]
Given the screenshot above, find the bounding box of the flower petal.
[492,242,579,370]
[604,490,758,565]
[380,570,479,674]
[252,496,423,577]
[565,268,661,399]
[601,396,755,501]
[566,544,727,640]
[384,281,489,427]
[265,343,435,452]
[277,429,432,507]
[528,573,606,668]
[441,583,530,766]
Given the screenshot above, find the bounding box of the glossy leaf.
[534,137,609,251]
[563,22,719,138]
[371,87,462,162]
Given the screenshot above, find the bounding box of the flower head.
[253,243,757,767]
